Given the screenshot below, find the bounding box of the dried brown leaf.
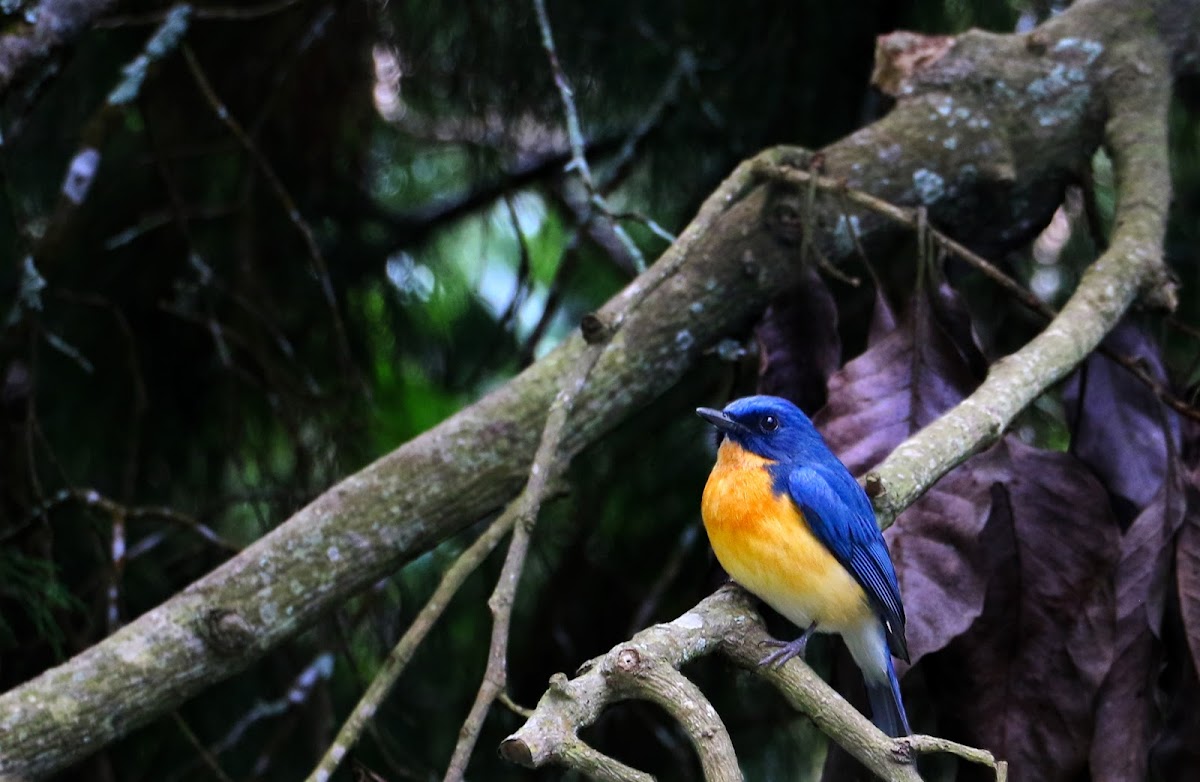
[1064,320,1179,524]
[884,468,994,665]
[1175,468,1200,677]
[816,285,979,474]
[756,269,841,413]
[1090,467,1184,781]
[925,438,1119,782]
[815,280,990,660]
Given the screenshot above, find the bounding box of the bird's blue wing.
[785,465,909,662]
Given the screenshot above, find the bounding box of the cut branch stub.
[871,31,955,97]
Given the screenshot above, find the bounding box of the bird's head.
[696,395,827,463]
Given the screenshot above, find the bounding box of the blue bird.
[697,395,910,736]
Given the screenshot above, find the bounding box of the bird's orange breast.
[701,439,871,632]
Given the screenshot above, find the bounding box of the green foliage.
[0,549,84,659]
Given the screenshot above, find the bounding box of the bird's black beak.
[696,407,747,435]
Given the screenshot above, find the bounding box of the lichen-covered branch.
[867,0,1175,524]
[504,586,1004,782]
[0,0,120,96]
[0,0,1194,777]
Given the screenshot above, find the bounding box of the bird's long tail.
[865,651,910,737]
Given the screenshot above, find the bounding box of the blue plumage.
[783,465,909,661]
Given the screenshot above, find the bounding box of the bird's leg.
[758,622,817,667]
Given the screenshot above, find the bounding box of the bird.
[696,394,910,737]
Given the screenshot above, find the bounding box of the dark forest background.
[2,0,1199,780]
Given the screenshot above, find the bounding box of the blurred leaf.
[1091,465,1185,782]
[929,278,991,380]
[816,280,981,474]
[0,550,84,659]
[885,468,994,665]
[1064,319,1179,524]
[926,438,1119,782]
[1175,468,1200,679]
[756,269,841,414]
[812,274,992,660]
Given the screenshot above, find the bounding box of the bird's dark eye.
[761,414,779,432]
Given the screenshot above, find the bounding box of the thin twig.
[98,0,302,27]
[611,209,677,244]
[168,658,331,780]
[171,713,235,782]
[107,506,126,633]
[532,0,646,272]
[519,234,579,364]
[896,735,1007,781]
[627,524,701,634]
[498,195,534,332]
[50,288,148,502]
[497,691,534,719]
[610,658,741,782]
[304,509,522,782]
[312,148,699,782]
[180,44,362,395]
[7,488,239,552]
[504,586,964,782]
[599,49,695,193]
[441,343,607,782]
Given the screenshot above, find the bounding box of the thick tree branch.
[0,0,119,97]
[867,0,1176,523]
[0,0,1194,777]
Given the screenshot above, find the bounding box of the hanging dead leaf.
[924,438,1118,782]
[1090,467,1184,781]
[757,268,841,414]
[816,282,980,474]
[1064,319,1179,524]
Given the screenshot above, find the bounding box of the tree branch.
[0,0,119,97]
[503,586,1005,782]
[866,0,1176,524]
[532,0,646,273]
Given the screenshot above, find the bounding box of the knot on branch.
[1141,264,1179,312]
[580,313,613,344]
[197,608,254,656]
[765,191,805,245]
[891,738,917,763]
[862,472,885,499]
[614,647,642,673]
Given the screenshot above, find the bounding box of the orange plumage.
[701,439,873,633]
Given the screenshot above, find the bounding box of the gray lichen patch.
[912,168,947,204]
